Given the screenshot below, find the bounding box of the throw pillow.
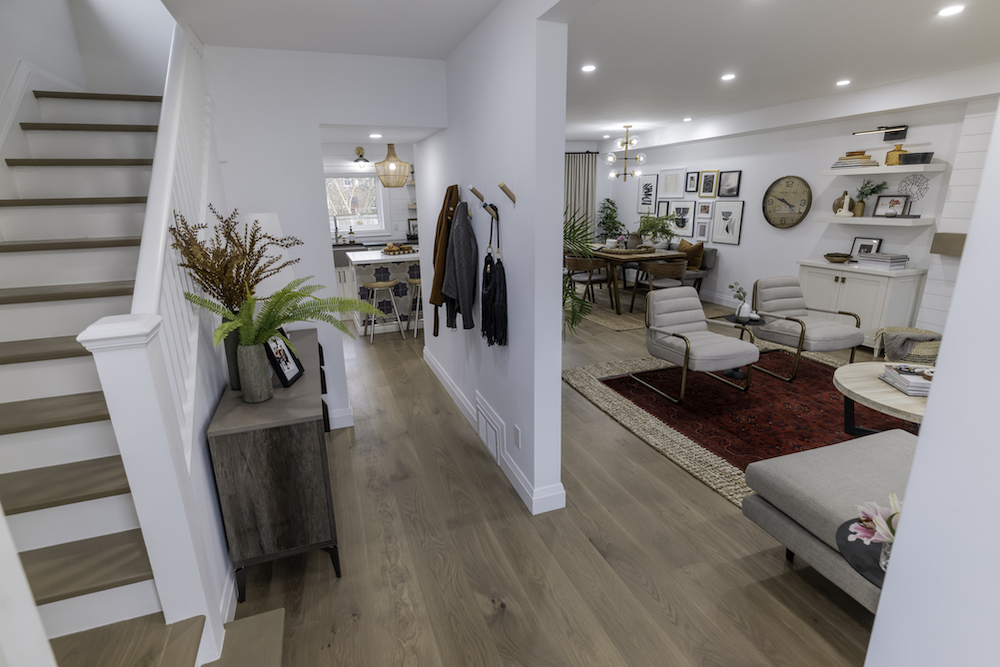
[678,239,704,271]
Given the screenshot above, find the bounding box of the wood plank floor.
[234,316,874,666]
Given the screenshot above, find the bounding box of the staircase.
[0,91,162,645]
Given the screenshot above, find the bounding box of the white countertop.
[347,248,420,264]
[798,259,926,277]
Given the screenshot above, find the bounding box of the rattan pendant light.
[375,144,410,188]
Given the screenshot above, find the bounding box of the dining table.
[591,246,685,315]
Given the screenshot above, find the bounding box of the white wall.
[417,0,570,514]
[864,94,1000,667]
[605,103,970,307]
[0,0,85,94]
[203,47,446,427]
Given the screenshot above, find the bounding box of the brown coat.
[429,184,461,306]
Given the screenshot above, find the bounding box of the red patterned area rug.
[562,343,918,507]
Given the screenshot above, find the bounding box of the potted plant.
[563,208,594,335]
[186,276,383,403]
[854,179,888,217]
[169,205,303,389]
[729,281,751,322]
[637,213,678,246]
[597,198,625,242]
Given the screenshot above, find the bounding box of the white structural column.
[78,314,229,664]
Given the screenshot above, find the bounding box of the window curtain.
[564,152,597,235]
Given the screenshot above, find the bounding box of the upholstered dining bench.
[741,429,917,613]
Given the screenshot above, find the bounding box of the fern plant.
[185,275,384,349]
[563,208,595,335]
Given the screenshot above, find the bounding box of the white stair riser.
[38,579,161,639]
[0,421,118,474]
[25,131,156,159]
[0,295,132,342]
[0,204,145,242]
[0,246,139,287]
[0,356,101,402]
[12,166,151,199]
[37,99,161,125]
[8,494,139,552]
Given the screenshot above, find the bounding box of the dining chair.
[565,255,614,309]
[629,258,688,313]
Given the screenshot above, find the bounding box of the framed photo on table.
[668,200,696,237]
[265,327,305,387]
[712,200,744,245]
[851,236,883,257]
[873,195,910,217]
[637,174,658,214]
[699,170,719,198]
[658,168,686,199]
[718,170,742,197]
[686,171,700,192]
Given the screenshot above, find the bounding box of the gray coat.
[442,201,478,330]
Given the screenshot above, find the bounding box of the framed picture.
[265,327,304,387]
[685,171,700,192]
[695,219,711,241]
[873,195,910,217]
[696,201,714,219]
[851,236,883,257]
[668,200,696,237]
[718,170,742,197]
[637,174,658,214]
[407,218,418,234]
[699,170,719,198]
[712,200,744,245]
[658,168,686,199]
[655,200,670,217]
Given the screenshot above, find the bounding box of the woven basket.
[603,245,655,255]
[874,327,941,364]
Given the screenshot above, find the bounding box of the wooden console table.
[206,329,341,602]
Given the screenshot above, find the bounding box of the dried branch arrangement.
[168,204,303,311]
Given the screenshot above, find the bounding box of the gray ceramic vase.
[237,344,273,403]
[224,329,241,390]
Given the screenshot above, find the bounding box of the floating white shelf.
[407,203,417,210]
[822,163,947,177]
[815,216,935,227]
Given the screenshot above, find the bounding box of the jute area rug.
[576,283,734,331]
[562,341,850,508]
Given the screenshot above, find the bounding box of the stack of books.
[856,252,909,270]
[831,151,879,169]
[879,364,932,396]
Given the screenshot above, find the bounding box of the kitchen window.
[326,175,388,237]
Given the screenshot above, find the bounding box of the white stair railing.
[78,23,232,665]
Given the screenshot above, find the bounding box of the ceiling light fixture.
[938,5,964,16]
[353,146,369,170]
[853,125,909,141]
[721,73,736,81]
[369,133,382,138]
[603,135,610,138]
[605,125,645,181]
[683,117,692,122]
[837,80,851,86]
[375,144,410,187]
[581,64,596,72]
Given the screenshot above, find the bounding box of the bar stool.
[362,278,406,343]
[406,276,423,338]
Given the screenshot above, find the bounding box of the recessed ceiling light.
[369,133,382,138]
[582,65,596,72]
[837,80,851,86]
[683,117,692,122]
[721,73,736,81]
[938,5,964,16]
[603,135,610,138]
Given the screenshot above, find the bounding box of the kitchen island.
[346,248,422,336]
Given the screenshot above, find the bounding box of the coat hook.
[482,202,498,220]
[498,181,516,204]
[469,186,485,203]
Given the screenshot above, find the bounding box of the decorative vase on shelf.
[853,201,865,217]
[879,541,892,572]
[886,144,908,167]
[833,191,855,217]
[237,344,273,404]
[735,301,752,322]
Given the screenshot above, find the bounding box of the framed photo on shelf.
[718,170,742,197]
[686,171,700,192]
[637,174,658,214]
[668,200,696,237]
[658,168,686,199]
[712,200,744,245]
[265,327,305,387]
[872,195,910,217]
[699,170,719,198]
[851,236,883,257]
[696,201,714,219]
[407,218,418,235]
[695,219,711,241]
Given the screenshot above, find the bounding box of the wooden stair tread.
[0,391,108,436]
[20,122,157,132]
[0,335,90,364]
[50,613,204,667]
[0,455,129,515]
[0,280,134,304]
[205,608,285,667]
[19,529,152,605]
[5,158,153,166]
[0,196,147,207]
[34,90,163,103]
[0,237,141,253]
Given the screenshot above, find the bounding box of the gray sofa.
[742,429,917,612]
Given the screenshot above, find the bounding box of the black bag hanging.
[481,204,508,346]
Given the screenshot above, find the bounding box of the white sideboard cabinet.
[797,260,927,352]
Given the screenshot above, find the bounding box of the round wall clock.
[762,175,813,228]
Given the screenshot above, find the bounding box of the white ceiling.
[319,125,441,144]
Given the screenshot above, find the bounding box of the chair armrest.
[704,318,756,343]
[806,307,862,327]
[647,326,692,366]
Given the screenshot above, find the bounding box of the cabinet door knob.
[834,276,840,283]
[842,277,847,284]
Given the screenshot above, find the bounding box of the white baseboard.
[326,404,354,430]
[499,450,566,515]
[422,347,476,427]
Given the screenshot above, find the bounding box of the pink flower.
[847,493,902,545]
